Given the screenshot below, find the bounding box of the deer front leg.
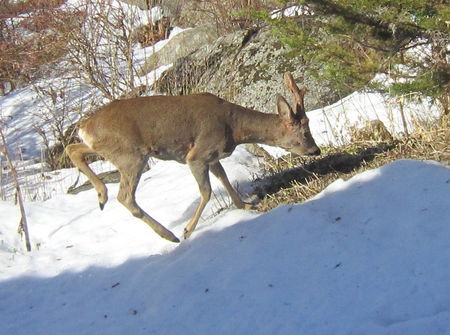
[116,159,180,243]
[184,161,212,239]
[210,161,253,210]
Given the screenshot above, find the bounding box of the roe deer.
[65,72,320,243]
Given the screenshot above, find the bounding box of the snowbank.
[1,159,449,335]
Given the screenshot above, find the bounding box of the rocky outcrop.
[139,25,219,75]
[118,0,150,10]
[154,27,347,113]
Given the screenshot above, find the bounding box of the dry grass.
[252,117,449,212]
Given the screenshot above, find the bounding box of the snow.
[307,90,441,146]
[271,5,313,19]
[1,1,450,333]
[1,158,449,335]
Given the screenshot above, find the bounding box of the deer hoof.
[170,235,181,243]
[99,202,106,210]
[164,231,180,243]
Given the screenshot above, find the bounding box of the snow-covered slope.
[1,158,449,335]
[1,2,449,333]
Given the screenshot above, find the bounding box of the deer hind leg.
[183,161,212,239]
[209,161,253,210]
[114,155,180,243]
[65,143,108,209]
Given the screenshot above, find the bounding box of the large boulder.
[118,0,150,10]
[139,25,219,75]
[154,27,348,113]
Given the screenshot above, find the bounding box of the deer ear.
[276,95,294,120]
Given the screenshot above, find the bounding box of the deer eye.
[302,131,311,139]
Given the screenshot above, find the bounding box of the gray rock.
[118,0,151,10]
[154,27,348,113]
[139,25,219,75]
[118,0,169,11]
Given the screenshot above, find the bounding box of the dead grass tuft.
[253,118,449,212]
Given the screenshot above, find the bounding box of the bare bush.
[31,78,102,170]
[0,0,81,95]
[64,0,148,101]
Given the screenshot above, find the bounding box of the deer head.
[275,93,321,156]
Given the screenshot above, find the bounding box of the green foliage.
[263,0,449,112]
[270,13,380,91]
[390,70,449,98]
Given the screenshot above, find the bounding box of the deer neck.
[231,107,284,147]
